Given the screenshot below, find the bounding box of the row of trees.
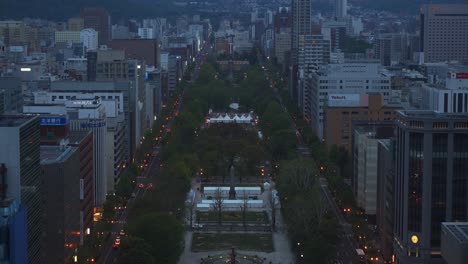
[121,59,271,263]
[259,61,340,262]
[120,86,196,263]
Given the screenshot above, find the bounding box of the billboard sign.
[40,116,68,126]
[328,94,368,107]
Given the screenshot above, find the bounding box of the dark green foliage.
[120,237,155,264]
[344,36,372,54]
[127,213,184,264]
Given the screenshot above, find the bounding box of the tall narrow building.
[335,0,347,19]
[290,0,312,101]
[80,7,111,45]
[291,0,312,58]
[394,110,468,263]
[0,116,42,263]
[420,4,468,64]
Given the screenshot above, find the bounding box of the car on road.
[138,183,144,189]
[113,236,121,249]
[146,183,153,190]
[119,230,126,237]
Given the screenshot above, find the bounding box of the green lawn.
[192,233,274,252]
[197,211,268,223]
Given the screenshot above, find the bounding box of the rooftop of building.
[68,130,92,145]
[51,81,130,91]
[0,115,36,127]
[354,125,395,140]
[442,222,468,244]
[397,110,468,120]
[316,63,387,77]
[40,145,77,165]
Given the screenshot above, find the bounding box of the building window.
[431,133,448,247]
[408,132,424,233]
[433,122,448,129]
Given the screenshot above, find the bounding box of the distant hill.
[0,0,183,21]
[351,0,466,13]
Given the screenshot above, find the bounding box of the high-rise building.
[0,90,4,115]
[321,21,347,52]
[0,77,22,114]
[291,0,312,101]
[109,39,160,67]
[292,0,312,63]
[68,131,93,244]
[273,7,292,65]
[323,93,400,153]
[40,145,80,263]
[68,17,84,31]
[353,126,394,217]
[0,116,42,263]
[0,197,28,264]
[420,4,468,64]
[377,139,395,263]
[375,35,392,66]
[304,63,391,138]
[334,0,347,19]
[80,7,111,45]
[394,110,468,263]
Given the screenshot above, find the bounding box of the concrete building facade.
[40,145,80,264]
[421,4,468,64]
[324,93,400,152]
[394,111,468,264]
[305,63,392,139]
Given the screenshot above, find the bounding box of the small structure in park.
[205,110,258,125]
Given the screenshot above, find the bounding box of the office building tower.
[420,4,468,64]
[353,126,394,216]
[394,110,468,263]
[324,93,400,153]
[0,77,22,114]
[0,196,28,264]
[109,39,160,67]
[321,21,347,52]
[291,0,312,101]
[0,90,4,115]
[41,145,80,263]
[80,7,111,45]
[335,0,347,19]
[0,116,42,263]
[38,117,94,245]
[422,70,468,113]
[375,33,421,66]
[304,63,391,139]
[292,0,312,62]
[68,18,84,31]
[377,139,395,263]
[68,131,94,244]
[375,35,392,66]
[273,7,292,65]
